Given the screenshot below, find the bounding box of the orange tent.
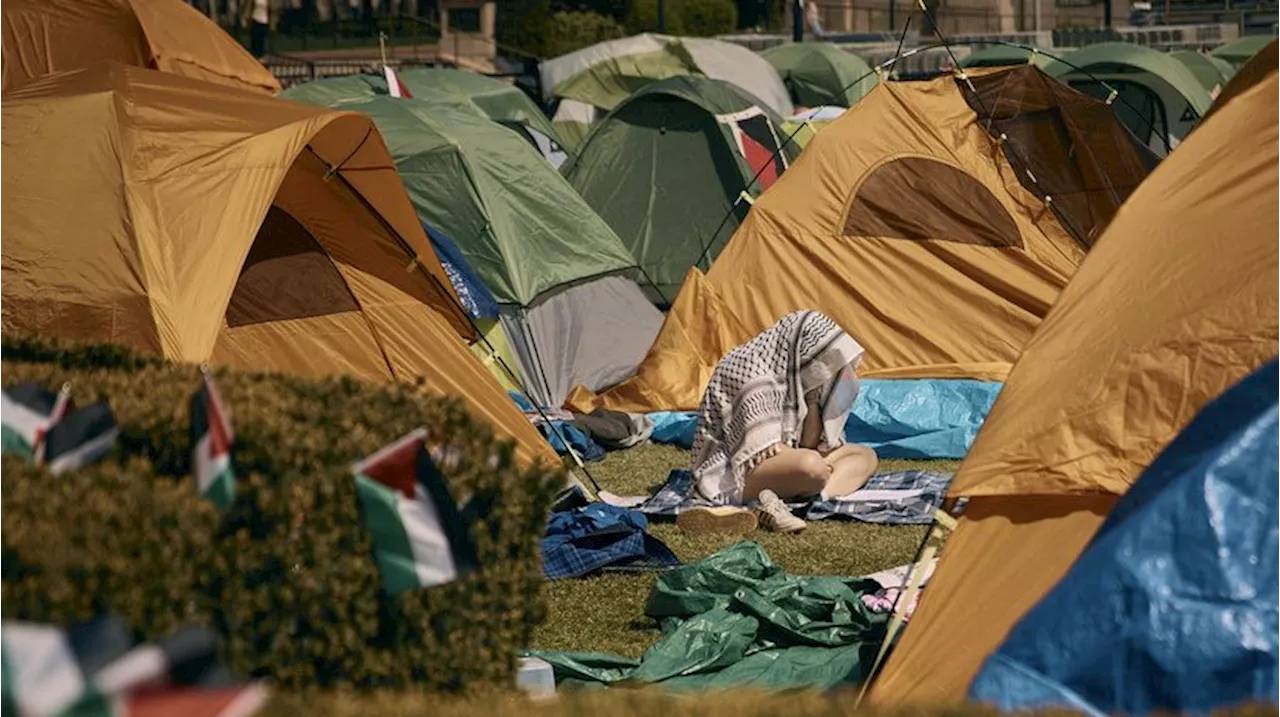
[2,0,280,95]
[869,69,1279,705]
[570,66,1153,413]
[1,65,554,466]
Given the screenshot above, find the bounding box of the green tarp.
[526,542,888,692]
[281,69,568,159]
[563,75,798,304]
[284,94,634,306]
[761,43,878,108]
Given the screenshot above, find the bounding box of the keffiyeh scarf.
[691,310,865,504]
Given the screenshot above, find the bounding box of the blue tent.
[969,360,1279,715]
[424,222,499,320]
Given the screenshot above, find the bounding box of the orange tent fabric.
[1,64,554,466]
[869,71,1279,705]
[576,66,1156,412]
[2,0,280,95]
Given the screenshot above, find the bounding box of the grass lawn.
[529,443,960,657]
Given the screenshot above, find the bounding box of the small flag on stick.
[353,429,478,594]
[190,370,236,509]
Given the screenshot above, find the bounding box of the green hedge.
[1,336,564,692]
[626,0,739,37]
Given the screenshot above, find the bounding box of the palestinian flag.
[189,373,236,509]
[383,64,412,98]
[353,429,478,594]
[1,617,267,717]
[43,403,119,475]
[1,382,71,462]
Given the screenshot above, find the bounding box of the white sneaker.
[755,490,807,533]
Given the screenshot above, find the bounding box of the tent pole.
[794,0,804,40]
[658,0,666,32]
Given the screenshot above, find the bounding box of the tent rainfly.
[1,64,555,466]
[2,0,280,94]
[567,66,1157,412]
[564,75,798,305]
[868,70,1278,705]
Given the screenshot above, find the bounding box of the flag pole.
[379,31,388,69]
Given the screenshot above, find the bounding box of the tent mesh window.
[225,206,360,327]
[958,68,1157,248]
[843,156,1024,248]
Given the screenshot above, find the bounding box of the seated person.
[680,310,877,533]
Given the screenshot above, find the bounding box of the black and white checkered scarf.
[691,310,865,504]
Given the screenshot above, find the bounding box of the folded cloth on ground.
[601,469,951,525]
[572,408,654,450]
[524,542,888,692]
[539,420,606,462]
[542,490,680,580]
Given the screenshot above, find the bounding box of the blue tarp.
[508,392,606,461]
[969,360,1280,716]
[646,379,1002,460]
[425,222,500,320]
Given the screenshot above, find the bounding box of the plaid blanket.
[543,488,680,579]
[627,469,952,525]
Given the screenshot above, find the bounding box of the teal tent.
[563,75,799,304]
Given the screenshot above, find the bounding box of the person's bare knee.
[794,450,830,482]
[744,447,830,501]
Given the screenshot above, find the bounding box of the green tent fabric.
[281,70,570,165]
[525,542,888,692]
[1211,34,1278,67]
[760,43,878,108]
[563,75,799,304]
[539,34,793,117]
[960,44,1056,68]
[1171,51,1236,95]
[550,99,598,151]
[287,95,633,306]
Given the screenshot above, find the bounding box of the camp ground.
[563,75,798,304]
[2,3,1278,714]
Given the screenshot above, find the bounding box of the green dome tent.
[563,75,798,304]
[960,44,1056,68]
[1210,34,1277,68]
[282,70,571,168]
[760,42,878,108]
[1171,50,1236,97]
[1043,42,1213,156]
[287,95,662,407]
